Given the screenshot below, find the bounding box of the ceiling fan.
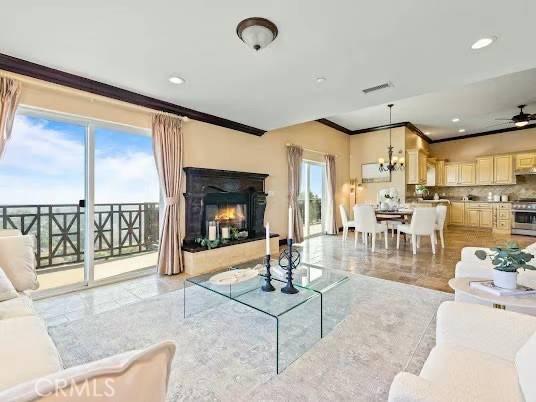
[496,105,536,128]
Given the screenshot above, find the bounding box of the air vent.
[362,82,393,94]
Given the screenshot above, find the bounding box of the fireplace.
[183,167,270,251]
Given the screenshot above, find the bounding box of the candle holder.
[279,238,301,294]
[261,254,275,292]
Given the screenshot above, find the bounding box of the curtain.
[287,145,304,243]
[0,76,21,158]
[323,154,337,235]
[152,113,184,275]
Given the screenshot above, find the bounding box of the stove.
[512,199,536,236]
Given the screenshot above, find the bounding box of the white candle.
[221,226,230,239]
[208,224,216,241]
[265,223,270,255]
[288,207,293,240]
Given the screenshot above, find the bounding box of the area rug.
[48,272,452,401]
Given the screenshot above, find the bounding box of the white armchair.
[389,301,536,402]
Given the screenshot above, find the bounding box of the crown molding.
[430,123,536,143]
[316,118,353,134]
[0,53,266,136]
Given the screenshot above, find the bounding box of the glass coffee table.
[183,269,321,373]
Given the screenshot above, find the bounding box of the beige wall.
[349,127,406,205]
[430,128,536,161]
[5,71,350,239]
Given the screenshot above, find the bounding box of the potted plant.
[475,241,535,289]
[415,185,430,199]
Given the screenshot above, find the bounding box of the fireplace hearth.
[183,167,274,252]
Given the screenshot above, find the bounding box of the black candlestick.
[280,238,299,294]
[261,254,275,292]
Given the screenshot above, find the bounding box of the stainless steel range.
[512,199,536,236]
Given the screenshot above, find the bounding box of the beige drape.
[0,77,21,158]
[323,154,337,235]
[152,114,184,275]
[287,145,304,243]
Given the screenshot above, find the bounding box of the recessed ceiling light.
[458,128,466,133]
[169,76,185,85]
[452,117,460,122]
[471,36,496,50]
[316,77,327,83]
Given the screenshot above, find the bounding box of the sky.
[300,162,324,198]
[0,115,160,205]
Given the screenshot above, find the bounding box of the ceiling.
[2,1,536,132]
[330,68,536,140]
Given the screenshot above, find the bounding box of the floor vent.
[362,82,393,94]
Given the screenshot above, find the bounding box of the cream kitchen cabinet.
[493,155,514,184]
[444,162,475,186]
[435,160,445,186]
[406,149,427,184]
[449,202,465,225]
[515,152,536,169]
[465,203,493,229]
[476,156,494,185]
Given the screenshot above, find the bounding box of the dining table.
[374,208,413,223]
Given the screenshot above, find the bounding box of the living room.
[1,1,536,401]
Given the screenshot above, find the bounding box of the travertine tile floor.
[35,227,534,324]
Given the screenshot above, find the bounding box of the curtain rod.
[285,143,339,157]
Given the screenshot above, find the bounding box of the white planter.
[493,270,518,289]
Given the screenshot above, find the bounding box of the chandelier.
[378,104,405,172]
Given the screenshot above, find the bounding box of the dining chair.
[434,205,447,248]
[396,208,436,255]
[339,204,356,241]
[353,205,388,252]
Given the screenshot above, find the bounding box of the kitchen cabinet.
[459,163,475,185]
[445,163,459,186]
[494,155,514,184]
[406,149,427,184]
[515,152,536,169]
[435,160,445,186]
[465,203,493,228]
[444,162,475,186]
[479,209,493,228]
[493,203,512,233]
[476,157,494,185]
[465,209,480,226]
[449,202,465,225]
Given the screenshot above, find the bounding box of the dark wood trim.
[406,122,433,144]
[278,238,287,247]
[0,53,266,136]
[351,121,408,135]
[430,123,536,144]
[316,118,353,135]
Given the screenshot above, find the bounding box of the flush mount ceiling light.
[236,17,278,51]
[169,76,185,85]
[458,128,466,133]
[471,36,496,50]
[316,77,327,83]
[452,117,460,122]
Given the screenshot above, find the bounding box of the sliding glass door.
[0,108,159,294]
[299,160,325,238]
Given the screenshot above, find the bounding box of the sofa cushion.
[0,316,62,392]
[0,341,176,402]
[516,332,536,402]
[0,294,35,320]
[0,235,38,292]
[0,268,18,302]
[420,345,523,402]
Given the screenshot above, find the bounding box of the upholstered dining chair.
[353,205,388,252]
[339,204,356,241]
[434,205,447,248]
[396,208,437,255]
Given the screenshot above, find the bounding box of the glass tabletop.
[186,268,319,318]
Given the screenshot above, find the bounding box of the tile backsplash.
[407,175,536,201]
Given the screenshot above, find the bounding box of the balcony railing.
[0,203,159,270]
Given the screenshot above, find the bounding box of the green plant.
[415,185,429,196]
[475,241,535,272]
[195,237,221,249]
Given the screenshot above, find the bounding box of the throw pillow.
[0,235,38,292]
[0,267,18,302]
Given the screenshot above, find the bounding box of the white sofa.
[389,301,536,402]
[0,232,175,400]
[455,242,536,314]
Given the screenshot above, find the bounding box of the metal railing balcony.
[0,203,159,270]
